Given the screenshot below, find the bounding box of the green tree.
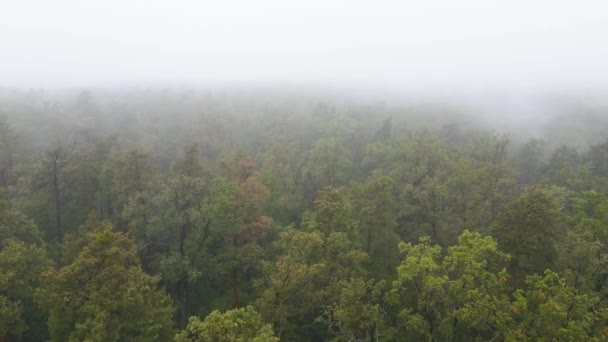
[505,270,608,341]
[517,138,546,184]
[588,140,608,178]
[387,230,511,341]
[327,278,396,342]
[541,146,593,191]
[0,193,51,340]
[151,146,212,327]
[175,306,278,342]
[352,174,400,279]
[259,133,309,226]
[557,228,606,294]
[463,132,509,164]
[570,190,608,244]
[256,229,366,340]
[301,186,357,238]
[102,148,160,235]
[562,191,608,298]
[306,137,351,192]
[33,144,70,243]
[492,186,563,285]
[217,158,273,309]
[36,227,174,342]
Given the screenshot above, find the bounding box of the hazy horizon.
[2,0,608,92]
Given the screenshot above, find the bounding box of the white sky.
[1,0,607,90]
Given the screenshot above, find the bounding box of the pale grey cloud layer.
[1,0,607,90]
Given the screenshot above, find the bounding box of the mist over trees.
[0,87,607,341]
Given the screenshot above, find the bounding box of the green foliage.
[175,306,278,342]
[255,228,366,340]
[588,140,608,178]
[0,240,50,337]
[327,278,396,341]
[517,138,546,184]
[36,227,174,341]
[570,190,608,243]
[541,146,594,191]
[0,194,50,337]
[387,230,511,341]
[301,186,356,237]
[557,228,605,293]
[307,137,352,188]
[507,270,607,341]
[492,186,563,284]
[352,174,400,278]
[2,91,608,340]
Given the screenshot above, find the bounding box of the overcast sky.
[1,0,607,90]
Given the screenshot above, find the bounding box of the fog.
[2,0,608,92]
[3,3,608,339]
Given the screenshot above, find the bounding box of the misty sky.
[1,1,607,90]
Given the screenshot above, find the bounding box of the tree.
[387,230,511,341]
[563,191,608,297]
[492,186,563,285]
[141,145,211,328]
[109,149,158,232]
[259,133,309,226]
[255,229,366,340]
[351,174,400,279]
[217,158,273,309]
[36,227,174,342]
[443,158,517,237]
[34,145,70,243]
[505,270,608,341]
[300,186,357,238]
[464,132,510,164]
[327,278,396,342]
[299,186,393,340]
[306,137,351,193]
[62,136,116,229]
[570,190,608,244]
[588,140,608,179]
[362,132,454,244]
[517,138,546,184]
[0,193,51,340]
[557,229,606,294]
[175,306,278,342]
[541,146,592,191]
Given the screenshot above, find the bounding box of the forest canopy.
[0,88,607,341]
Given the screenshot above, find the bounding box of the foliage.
[492,186,563,284]
[255,228,366,340]
[35,227,174,341]
[1,90,608,340]
[387,230,511,341]
[175,306,278,342]
[506,270,608,341]
[0,193,50,337]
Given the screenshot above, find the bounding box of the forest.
[0,87,607,341]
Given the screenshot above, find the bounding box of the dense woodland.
[0,88,607,341]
